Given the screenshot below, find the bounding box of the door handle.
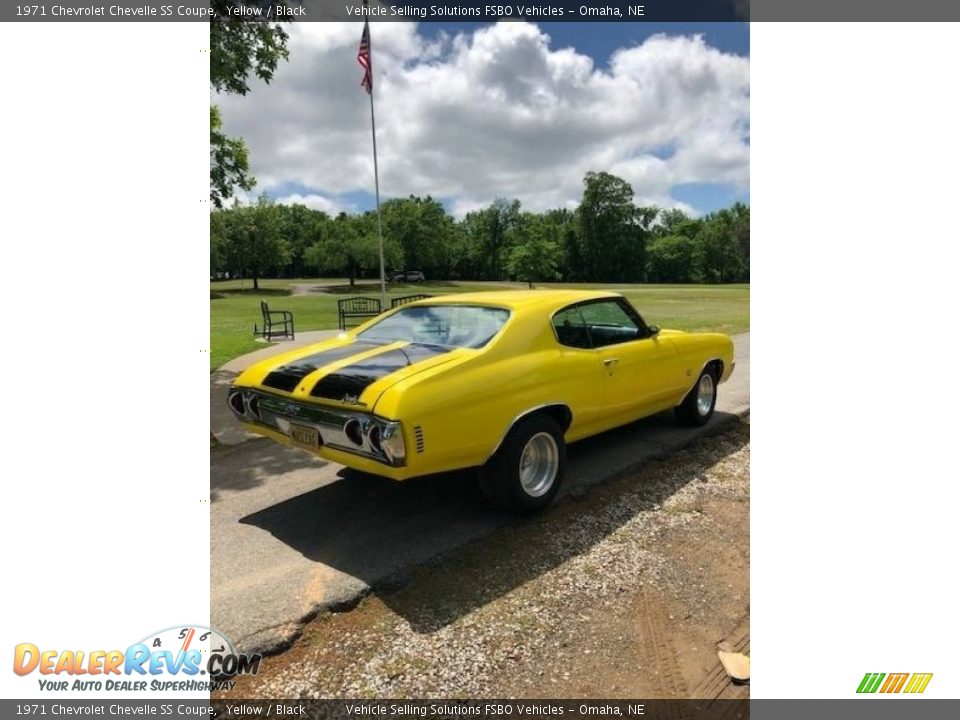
[603,358,619,367]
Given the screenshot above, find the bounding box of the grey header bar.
[2,700,960,718]
[3,0,960,22]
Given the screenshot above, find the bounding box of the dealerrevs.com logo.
[857,672,933,694]
[13,625,260,693]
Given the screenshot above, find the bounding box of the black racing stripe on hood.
[261,341,383,393]
[310,343,452,400]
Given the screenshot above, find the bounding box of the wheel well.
[488,404,573,462]
[537,404,573,433]
[707,359,723,381]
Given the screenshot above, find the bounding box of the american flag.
[357,21,372,94]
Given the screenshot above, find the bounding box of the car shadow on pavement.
[238,412,747,633]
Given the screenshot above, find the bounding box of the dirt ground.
[218,419,749,700]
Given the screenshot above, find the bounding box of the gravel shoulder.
[217,419,750,700]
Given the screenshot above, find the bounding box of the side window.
[579,301,641,347]
[552,306,592,349]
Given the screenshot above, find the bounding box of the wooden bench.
[337,296,382,330]
[390,293,433,309]
[255,301,294,340]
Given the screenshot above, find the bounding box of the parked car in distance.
[228,290,735,513]
[390,270,425,282]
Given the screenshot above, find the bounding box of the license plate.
[289,423,320,449]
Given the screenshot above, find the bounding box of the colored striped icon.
[857,672,932,694]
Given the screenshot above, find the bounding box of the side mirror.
[647,325,660,338]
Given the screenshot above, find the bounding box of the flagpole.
[363,9,387,310]
[369,78,386,309]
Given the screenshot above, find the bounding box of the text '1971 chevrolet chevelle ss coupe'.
[229,290,734,513]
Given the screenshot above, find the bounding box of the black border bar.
[6,0,960,22]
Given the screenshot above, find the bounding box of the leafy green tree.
[507,215,562,288]
[656,208,699,238]
[210,208,231,277]
[726,202,750,281]
[646,235,702,282]
[441,222,472,280]
[577,172,646,281]
[696,212,744,283]
[274,203,328,277]
[209,179,749,286]
[469,199,520,280]
[229,195,290,290]
[209,2,290,206]
[381,196,456,277]
[456,200,521,280]
[210,107,254,209]
[305,212,403,286]
[210,3,290,95]
[456,210,489,280]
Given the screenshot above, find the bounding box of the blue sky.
[221,21,750,218]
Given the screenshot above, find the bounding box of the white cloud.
[222,189,351,215]
[272,192,353,214]
[217,22,749,216]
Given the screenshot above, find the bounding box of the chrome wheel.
[696,372,715,416]
[518,432,560,497]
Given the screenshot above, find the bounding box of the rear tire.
[479,414,566,514]
[675,366,718,427]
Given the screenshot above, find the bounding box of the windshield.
[358,305,510,349]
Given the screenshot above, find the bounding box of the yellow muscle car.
[228,290,734,512]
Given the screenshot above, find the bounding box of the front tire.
[675,366,718,426]
[479,414,566,514]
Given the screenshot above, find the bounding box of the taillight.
[380,422,405,464]
[367,424,383,453]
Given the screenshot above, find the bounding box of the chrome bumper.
[227,387,405,466]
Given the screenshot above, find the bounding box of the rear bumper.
[228,387,407,472]
[238,422,416,481]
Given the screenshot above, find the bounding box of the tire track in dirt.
[638,589,689,709]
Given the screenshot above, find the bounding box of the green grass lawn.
[210,279,749,371]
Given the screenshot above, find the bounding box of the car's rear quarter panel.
[373,303,591,475]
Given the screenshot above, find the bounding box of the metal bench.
[255,301,294,340]
[390,293,433,309]
[337,296,382,330]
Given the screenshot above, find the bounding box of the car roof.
[413,289,620,311]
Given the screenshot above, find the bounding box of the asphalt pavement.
[210,333,749,654]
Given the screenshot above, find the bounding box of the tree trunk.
[253,275,259,291]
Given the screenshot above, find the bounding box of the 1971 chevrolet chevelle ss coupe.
[229,290,734,512]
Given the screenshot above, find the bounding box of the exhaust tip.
[228,391,245,417]
[344,419,364,446]
[247,395,261,420]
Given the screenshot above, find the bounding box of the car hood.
[235,337,468,412]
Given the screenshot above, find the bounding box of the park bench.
[337,296,382,330]
[390,293,433,309]
[255,300,295,340]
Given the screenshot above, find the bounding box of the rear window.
[358,305,510,349]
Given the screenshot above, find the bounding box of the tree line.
[210,171,749,289]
